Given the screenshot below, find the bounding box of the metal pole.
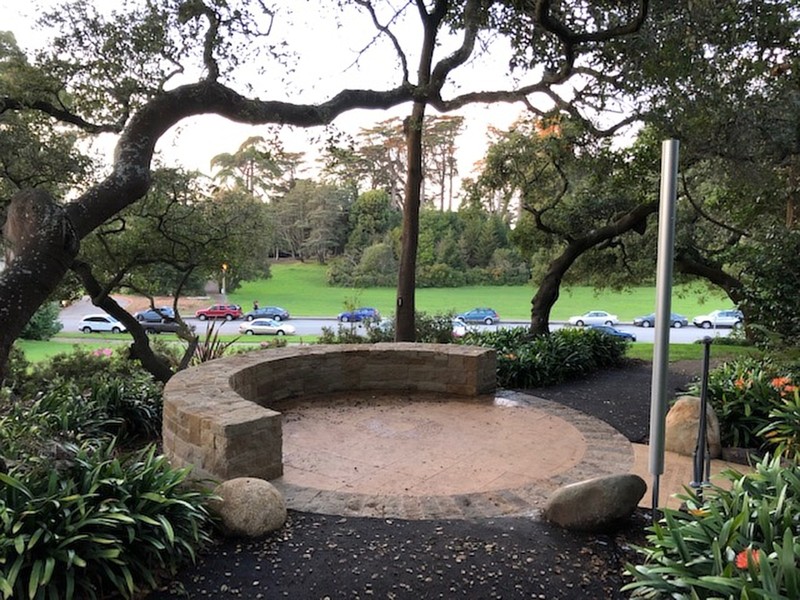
[691,337,713,499]
[649,139,680,516]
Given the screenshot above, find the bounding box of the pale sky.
[1,1,549,195]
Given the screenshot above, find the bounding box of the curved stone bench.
[163,343,496,482]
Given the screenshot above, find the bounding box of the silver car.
[239,318,296,336]
[692,309,743,329]
[567,310,619,327]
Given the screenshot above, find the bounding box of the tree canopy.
[0,0,653,380]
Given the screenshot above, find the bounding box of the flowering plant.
[625,454,800,598]
[689,356,800,450]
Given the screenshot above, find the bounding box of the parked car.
[243,306,290,321]
[337,307,380,322]
[567,310,618,327]
[195,304,243,321]
[456,308,500,325]
[135,307,175,322]
[451,319,468,338]
[78,314,127,334]
[588,324,636,342]
[692,309,744,329]
[633,312,688,328]
[239,318,296,336]
[142,319,194,335]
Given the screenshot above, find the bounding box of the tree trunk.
[0,190,79,383]
[71,261,175,383]
[674,252,746,306]
[396,106,426,341]
[528,201,658,335]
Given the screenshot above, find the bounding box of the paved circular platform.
[270,390,634,520]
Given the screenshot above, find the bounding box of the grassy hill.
[227,261,729,321]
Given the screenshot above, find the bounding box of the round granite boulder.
[543,473,647,532]
[210,477,287,537]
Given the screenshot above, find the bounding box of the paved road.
[59,298,732,343]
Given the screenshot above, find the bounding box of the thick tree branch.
[71,260,175,383]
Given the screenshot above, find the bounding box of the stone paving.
[270,390,635,519]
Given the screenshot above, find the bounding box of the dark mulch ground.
[147,359,704,600]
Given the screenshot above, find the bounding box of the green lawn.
[228,261,729,321]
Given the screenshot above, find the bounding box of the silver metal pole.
[649,139,680,513]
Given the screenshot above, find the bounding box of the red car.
[195,304,243,321]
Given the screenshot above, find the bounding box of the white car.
[567,310,619,327]
[692,309,744,329]
[239,318,296,336]
[78,314,127,334]
[451,319,468,338]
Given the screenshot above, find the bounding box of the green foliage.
[0,440,213,600]
[741,228,800,348]
[688,357,800,450]
[0,340,209,598]
[345,189,400,252]
[759,386,800,462]
[20,302,63,341]
[317,312,458,345]
[462,327,629,388]
[191,320,239,364]
[1,378,163,456]
[15,346,151,399]
[625,454,800,599]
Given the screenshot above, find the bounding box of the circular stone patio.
[269,390,634,520]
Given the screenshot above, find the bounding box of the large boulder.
[210,477,287,537]
[665,395,722,458]
[543,474,647,532]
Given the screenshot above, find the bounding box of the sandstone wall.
[163,343,496,482]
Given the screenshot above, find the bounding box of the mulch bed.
[146,359,705,599]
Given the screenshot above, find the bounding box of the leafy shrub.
[0,378,163,460]
[17,345,147,398]
[759,385,800,461]
[0,440,213,599]
[463,326,629,388]
[20,302,64,341]
[318,312,459,344]
[688,356,800,450]
[625,454,800,599]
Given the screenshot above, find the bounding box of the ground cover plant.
[462,326,630,388]
[0,347,215,599]
[625,454,800,599]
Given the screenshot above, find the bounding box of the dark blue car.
[588,324,636,342]
[338,307,380,323]
[243,306,290,322]
[134,307,175,322]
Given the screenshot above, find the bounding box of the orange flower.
[771,376,792,390]
[688,507,709,518]
[783,385,798,394]
[735,376,748,390]
[735,547,760,569]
